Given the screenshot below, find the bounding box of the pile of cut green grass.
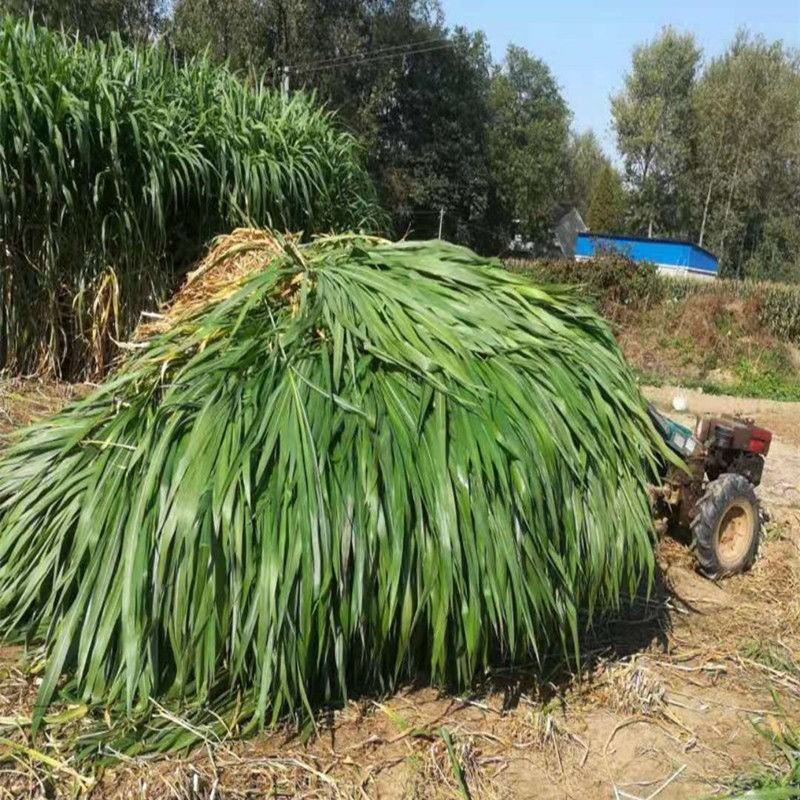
[0,232,667,753]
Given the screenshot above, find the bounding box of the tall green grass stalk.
[0,16,384,378]
[0,232,668,753]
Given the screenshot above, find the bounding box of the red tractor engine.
[696,416,772,486]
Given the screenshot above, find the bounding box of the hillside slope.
[508,257,800,401]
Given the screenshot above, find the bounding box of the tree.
[488,44,570,247]
[371,27,499,251]
[168,1,503,250]
[587,164,627,232]
[289,4,498,250]
[564,129,611,219]
[170,0,274,71]
[690,32,800,279]
[744,215,800,282]
[611,27,701,238]
[1,0,165,41]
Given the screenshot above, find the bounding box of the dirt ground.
[0,381,798,799]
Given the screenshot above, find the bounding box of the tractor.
[648,405,772,579]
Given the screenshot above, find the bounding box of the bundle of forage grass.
[0,231,668,749]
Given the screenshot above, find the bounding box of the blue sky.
[440,0,800,157]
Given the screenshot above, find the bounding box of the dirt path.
[643,384,800,446]
[0,383,798,799]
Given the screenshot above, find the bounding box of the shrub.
[505,256,665,317]
[506,257,800,344]
[665,279,800,344]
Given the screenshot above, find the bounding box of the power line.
[286,36,451,71]
[285,37,451,71]
[286,39,453,75]
[290,44,454,75]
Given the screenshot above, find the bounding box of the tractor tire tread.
[690,473,760,579]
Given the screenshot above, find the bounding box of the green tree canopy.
[488,44,570,246]
[612,25,800,281]
[612,27,700,238]
[1,0,165,40]
[691,32,800,279]
[587,163,627,233]
[170,0,274,71]
[565,129,612,220]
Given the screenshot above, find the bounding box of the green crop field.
[0,17,383,379]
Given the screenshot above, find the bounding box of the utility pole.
[281,66,290,98]
[437,207,444,240]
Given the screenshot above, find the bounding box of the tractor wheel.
[691,473,761,579]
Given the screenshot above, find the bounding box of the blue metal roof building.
[575,233,718,278]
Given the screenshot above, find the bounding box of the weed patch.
[716,714,800,798]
